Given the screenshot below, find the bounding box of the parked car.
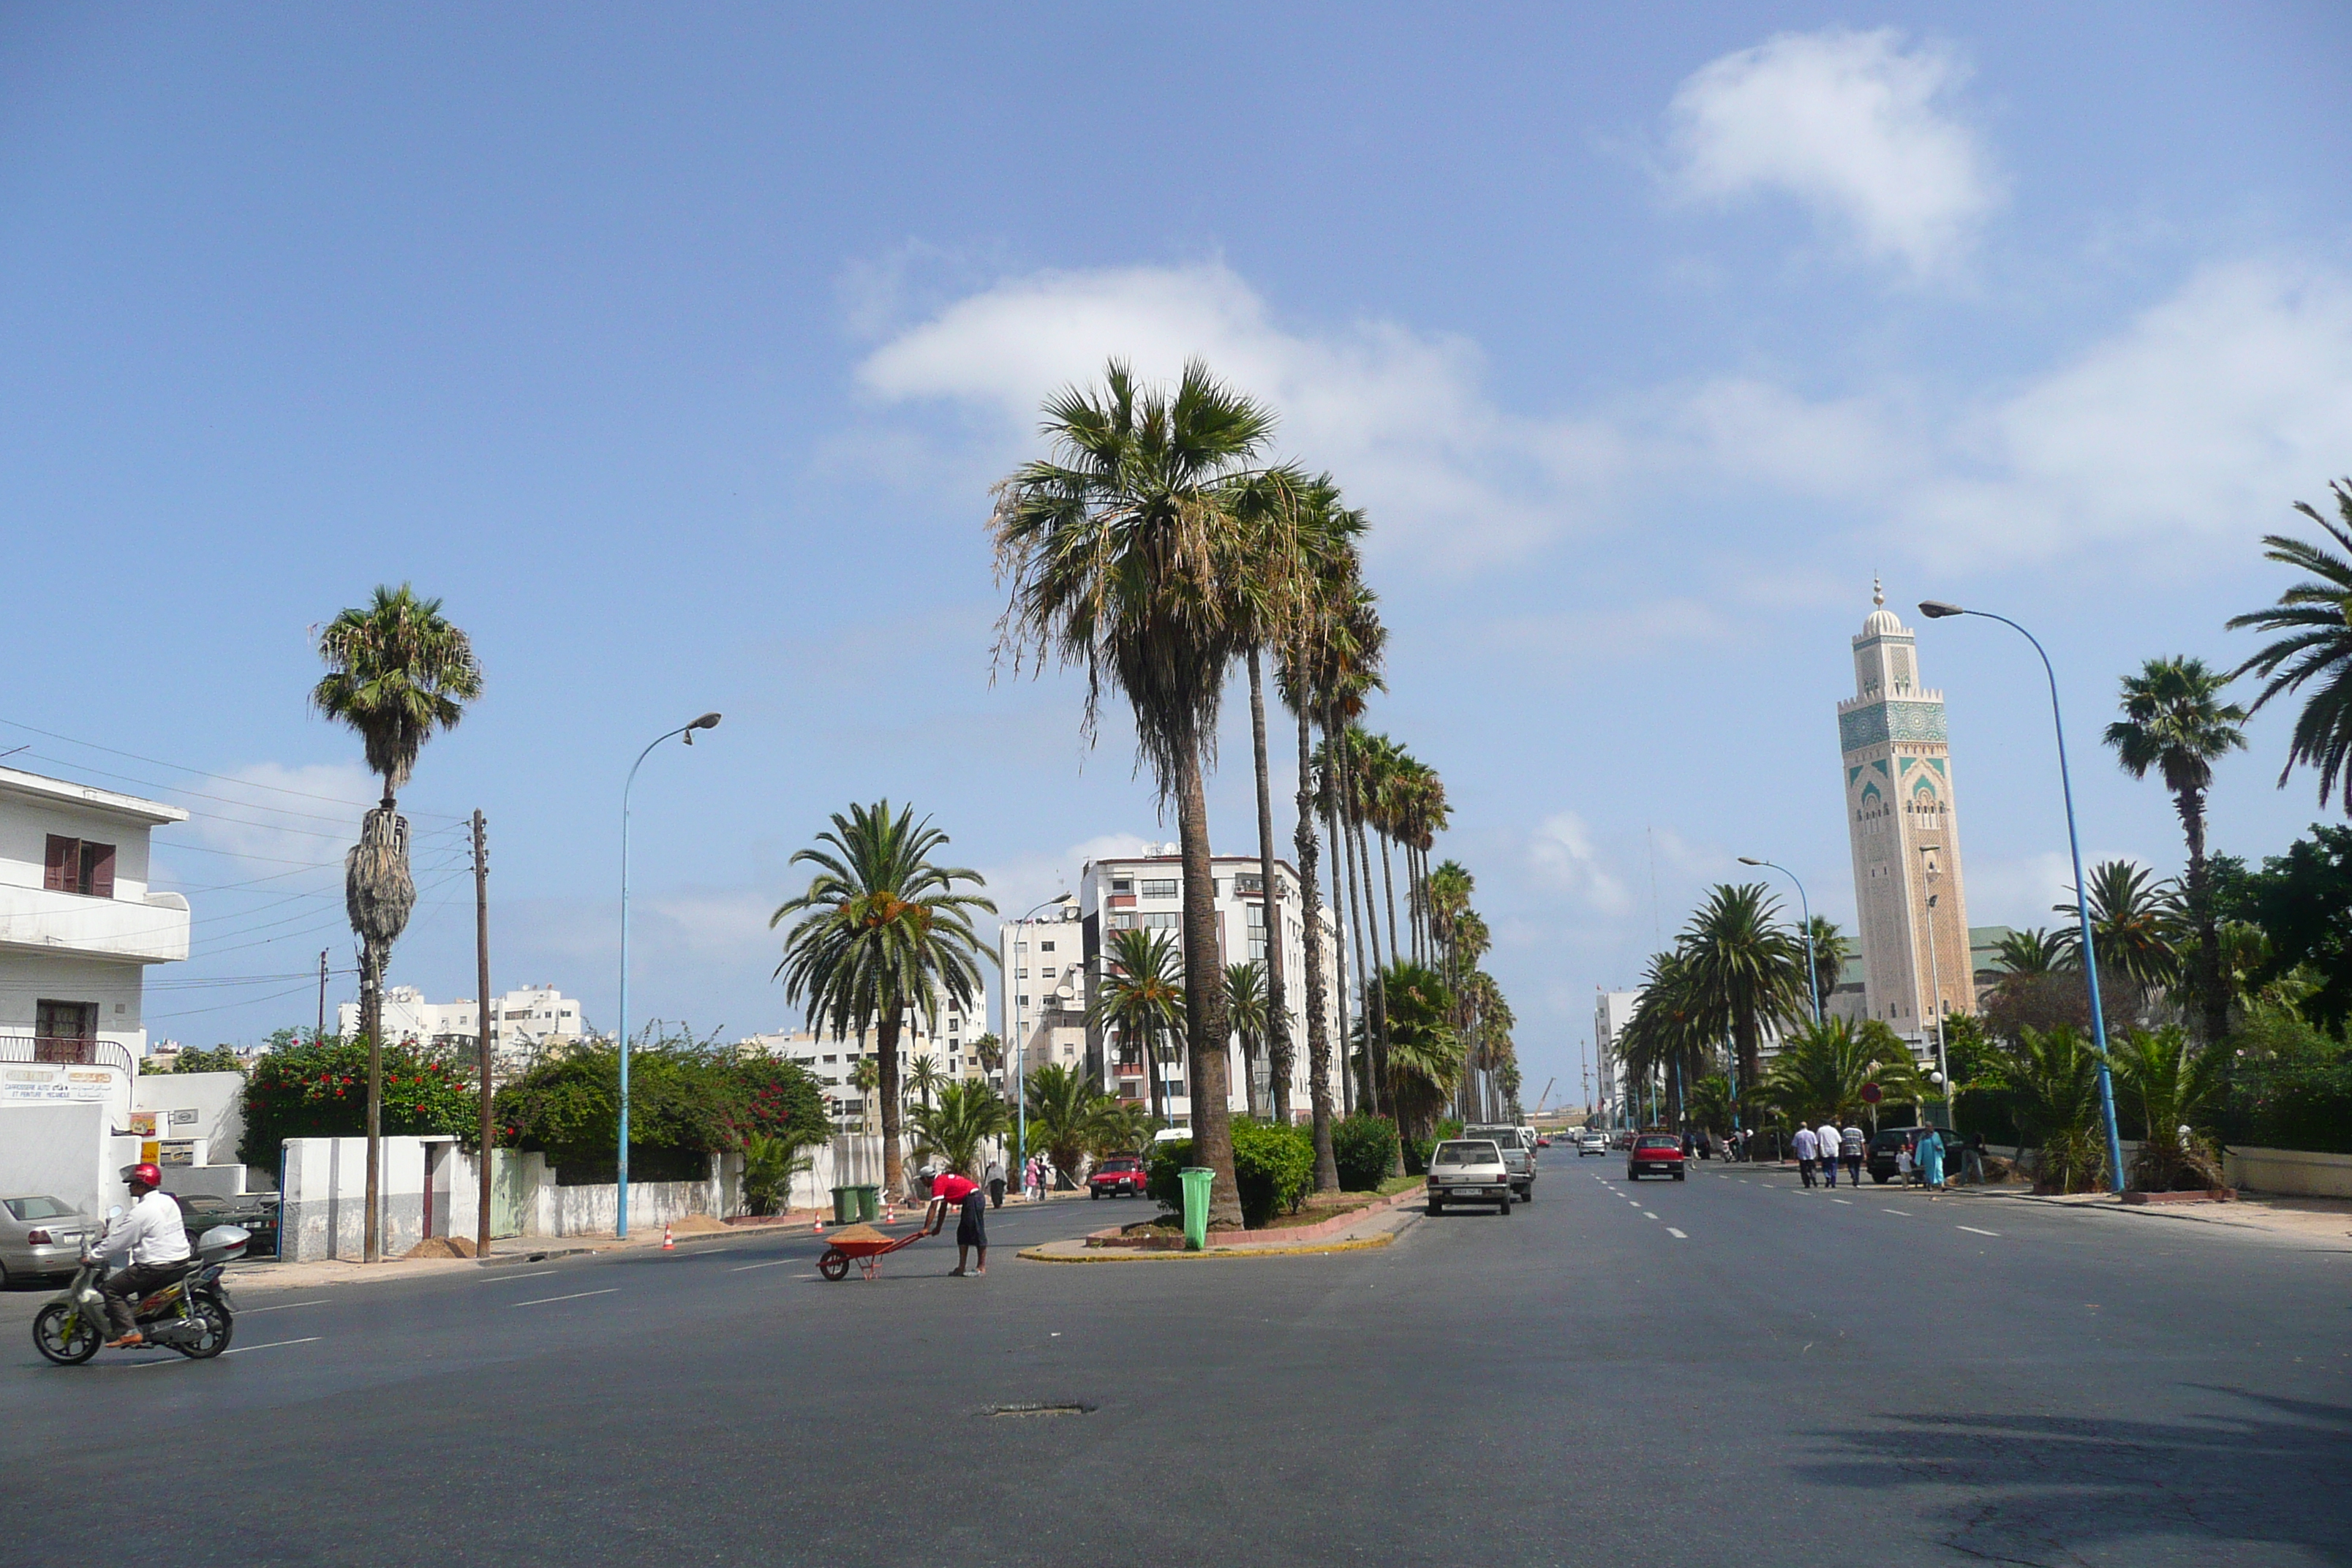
[1865,1128,1950,1184]
[1425,1139,1512,1215]
[1464,1123,1536,1201]
[1088,1156,1148,1199]
[0,1194,97,1285]
[1576,1132,1609,1157]
[1626,1134,1686,1181]
[170,1191,279,1258]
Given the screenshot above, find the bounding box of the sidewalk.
[1019,1187,1422,1264]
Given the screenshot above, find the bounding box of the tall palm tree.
[772,800,995,1200]
[849,1057,881,1134]
[1093,927,1184,1131]
[1676,883,1807,1091]
[1798,916,1852,1021]
[2104,655,2250,1045]
[1365,960,1462,1145]
[906,1052,949,1109]
[1223,960,1270,1120]
[1994,927,2069,976]
[1616,949,1711,1123]
[992,358,1285,1226]
[2225,479,2352,814]
[311,583,481,1263]
[2055,859,2179,992]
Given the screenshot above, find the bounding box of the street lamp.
[617,712,720,1238]
[1918,600,2125,1193]
[1738,857,1820,1025]
[1920,868,1951,1131]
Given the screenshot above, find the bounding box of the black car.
[1865,1128,1955,1185]
[170,1191,280,1258]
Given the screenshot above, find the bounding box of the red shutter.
[86,842,116,900]
[43,836,77,892]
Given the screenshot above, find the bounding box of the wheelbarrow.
[815,1201,946,1281]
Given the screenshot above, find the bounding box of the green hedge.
[494,1044,826,1173]
[2220,1060,2352,1155]
[1330,1113,1400,1191]
[1144,1120,1316,1228]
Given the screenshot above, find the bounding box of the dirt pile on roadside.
[402,1237,477,1259]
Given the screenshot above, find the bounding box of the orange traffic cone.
[661,1222,674,1252]
[885,1201,897,1225]
[811,1213,823,1234]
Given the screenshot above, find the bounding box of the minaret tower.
[1837,581,1974,1041]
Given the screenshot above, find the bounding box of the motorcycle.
[31,1207,249,1365]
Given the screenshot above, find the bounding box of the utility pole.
[317,949,328,1041]
[473,810,493,1258]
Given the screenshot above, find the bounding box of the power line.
[0,718,467,821]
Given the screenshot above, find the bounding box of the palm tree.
[2108,1025,2228,1191]
[906,1052,949,1109]
[970,1031,1004,1081]
[1798,916,1852,1021]
[2004,1025,2109,1193]
[1994,927,2070,976]
[1223,960,1270,1120]
[1023,1060,1115,1181]
[906,1079,1010,1180]
[2225,479,2352,814]
[2104,655,2250,1045]
[849,1057,881,1134]
[1616,949,1711,1123]
[771,800,995,1200]
[1753,1017,1921,1127]
[1093,927,1184,1130]
[1358,960,1462,1145]
[2056,859,2179,994]
[1677,883,1808,1091]
[992,358,1286,1226]
[311,583,482,1263]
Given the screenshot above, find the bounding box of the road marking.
[684,1247,735,1256]
[1957,1225,2000,1237]
[1643,1211,1659,1220]
[1666,1227,1687,1239]
[1881,1208,1916,1217]
[486,1270,560,1282]
[240,1299,329,1314]
[1831,1198,1852,1205]
[731,1259,794,1272]
[510,1289,618,1307]
[225,1336,321,1355]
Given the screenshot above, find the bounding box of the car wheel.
[1090,1190,1100,1200]
[1672,1171,1686,1181]
[1427,1199,1443,1216]
[1872,1173,1890,1185]
[1498,1193,1512,1215]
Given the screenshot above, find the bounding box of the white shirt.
[1792,1127,1819,1161]
[1817,1125,1842,1158]
[95,1189,192,1268]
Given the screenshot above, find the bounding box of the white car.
[1425,1139,1513,1215]
[1575,1132,1609,1157]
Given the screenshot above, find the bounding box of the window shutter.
[44,836,77,892]
[86,842,116,900]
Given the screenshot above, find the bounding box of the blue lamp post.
[1918,600,2125,1194]
[617,712,720,1239]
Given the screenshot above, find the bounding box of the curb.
[1017,1231,1398,1264]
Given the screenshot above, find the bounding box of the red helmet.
[126,1163,163,1191]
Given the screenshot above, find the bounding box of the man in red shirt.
[927,1171,988,1276]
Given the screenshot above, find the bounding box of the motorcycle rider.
[94,1162,192,1349]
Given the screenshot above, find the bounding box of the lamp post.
[1738,856,1820,1025]
[1918,600,2125,1194]
[1920,867,1950,1131]
[617,712,720,1239]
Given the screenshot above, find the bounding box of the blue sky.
[6,4,2349,1102]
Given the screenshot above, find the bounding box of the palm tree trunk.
[1174,734,1242,1226]
[1247,649,1293,1123]
[1323,762,1354,1119]
[1734,1013,1760,1092]
[1294,698,1339,1191]
[1354,813,1390,1115]
[878,1006,905,1199]
[1143,1026,1164,1130]
[2179,785,2229,1047]
[1241,1035,1261,1120]
[360,942,382,1263]
[1333,715,1382,1115]
[1380,831,1401,964]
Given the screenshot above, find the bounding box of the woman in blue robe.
[1916,1128,1946,1191]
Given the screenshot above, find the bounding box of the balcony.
[0,883,189,963]
[0,1033,138,1076]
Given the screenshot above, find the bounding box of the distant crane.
[1530,1077,1556,1120]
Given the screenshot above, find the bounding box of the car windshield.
[1436,1142,1499,1165]
[4,1196,72,1221]
[1101,1160,1139,1171]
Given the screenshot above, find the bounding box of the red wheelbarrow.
[815,1202,946,1281]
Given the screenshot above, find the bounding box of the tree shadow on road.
[1793,1388,2352,1565]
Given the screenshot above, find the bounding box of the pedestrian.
[1841,1122,1865,1186]
[1917,1126,1946,1194]
[1792,1123,1819,1188]
[1963,1131,1987,1186]
[1816,1120,1842,1188]
[927,1169,989,1276]
[1896,1139,1914,1186]
[984,1156,1006,1210]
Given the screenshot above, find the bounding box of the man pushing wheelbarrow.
[927,1170,987,1277]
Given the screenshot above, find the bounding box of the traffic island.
[1019,1186,1424,1264]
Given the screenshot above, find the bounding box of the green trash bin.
[851,1184,881,1224]
[830,1186,854,1226]
[1179,1166,1215,1251]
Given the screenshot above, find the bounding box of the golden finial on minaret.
[1872,575,1884,608]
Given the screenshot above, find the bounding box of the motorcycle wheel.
[33,1303,101,1365]
[173,1303,234,1360]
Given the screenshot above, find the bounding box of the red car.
[1627,1134,1686,1182]
[1088,1156,1147,1199]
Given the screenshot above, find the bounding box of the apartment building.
[738,983,984,1124]
[1000,897,1085,1095]
[1077,845,1343,1127]
[336,982,585,1062]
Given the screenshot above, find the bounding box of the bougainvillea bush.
[238,1033,477,1171]
[493,1041,825,1180]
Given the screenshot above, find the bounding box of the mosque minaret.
[1837,582,1975,1041]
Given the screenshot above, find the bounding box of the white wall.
[0,951,150,1050]
[279,1136,483,1262]
[0,1101,116,1217]
[133,1070,245,1164]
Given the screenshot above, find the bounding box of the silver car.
[1425,1139,1513,1215]
[0,1194,97,1285]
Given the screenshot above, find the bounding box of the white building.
[1593,988,1641,1126]
[1000,897,1086,1094]
[336,982,585,1062]
[1075,844,1344,1127]
[739,982,985,1126]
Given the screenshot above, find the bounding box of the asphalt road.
[3,1149,2348,1566]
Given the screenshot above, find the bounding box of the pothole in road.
[986,1401,1094,1418]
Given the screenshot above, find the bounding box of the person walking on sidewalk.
[1793,1123,1820,1188]
[1917,1127,1947,1194]
[984,1157,1006,1210]
[1962,1131,1987,1186]
[927,1171,989,1276]
[1841,1123,1866,1186]
[1897,1139,1915,1186]
[1815,1120,1843,1188]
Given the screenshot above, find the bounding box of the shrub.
[1144,1120,1315,1228]
[1330,1113,1400,1191]
[494,1042,826,1175]
[239,1034,475,1172]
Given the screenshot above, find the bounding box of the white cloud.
[1911,260,2352,563]
[1665,27,2001,279]
[855,260,1627,566]
[1527,812,1632,915]
[1954,851,2076,932]
[173,761,378,870]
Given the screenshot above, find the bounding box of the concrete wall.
[532,1168,722,1237]
[2227,1145,2352,1199]
[279,1136,484,1262]
[132,1071,245,1164]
